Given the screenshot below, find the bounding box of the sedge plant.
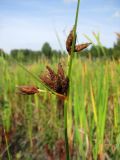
[14,0,91,159]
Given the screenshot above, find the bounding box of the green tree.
[41,42,52,58]
[11,49,19,59]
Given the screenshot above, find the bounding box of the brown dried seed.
[75,43,91,52]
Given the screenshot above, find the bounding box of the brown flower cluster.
[40,63,69,97]
[66,28,91,54]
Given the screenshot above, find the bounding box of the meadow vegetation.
[0,54,120,159]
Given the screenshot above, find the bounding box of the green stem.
[64,100,70,160]
[68,0,80,79]
[65,1,80,159]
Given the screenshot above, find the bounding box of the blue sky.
[0,0,120,53]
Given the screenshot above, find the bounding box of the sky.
[0,0,120,53]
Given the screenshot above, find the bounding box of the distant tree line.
[0,36,120,62]
[0,42,65,63]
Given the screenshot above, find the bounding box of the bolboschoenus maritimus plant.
[17,0,91,159]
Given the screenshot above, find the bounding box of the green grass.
[0,56,120,159]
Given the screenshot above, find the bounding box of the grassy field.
[0,56,120,159]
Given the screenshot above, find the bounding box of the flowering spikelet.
[18,86,39,95]
[40,63,69,97]
[75,43,91,52]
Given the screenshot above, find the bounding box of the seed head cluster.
[40,63,69,96]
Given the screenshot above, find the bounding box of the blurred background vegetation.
[0,33,120,63]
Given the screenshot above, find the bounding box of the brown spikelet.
[75,43,91,52]
[57,63,65,78]
[40,75,55,90]
[66,28,76,54]
[56,64,69,96]
[18,86,39,95]
[66,29,74,53]
[46,66,57,80]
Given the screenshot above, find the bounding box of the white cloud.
[113,10,120,18]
